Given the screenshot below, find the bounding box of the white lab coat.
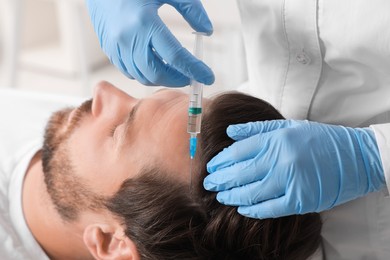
[237,0,390,259]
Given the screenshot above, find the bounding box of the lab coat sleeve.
[371,123,390,192]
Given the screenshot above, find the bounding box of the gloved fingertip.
[237,207,251,217]
[195,68,215,85]
[203,73,215,85]
[195,20,213,36]
[203,178,217,191]
[226,125,241,138]
[226,124,251,140]
[206,160,217,173]
[202,22,213,35]
[216,193,225,203]
[237,207,262,219]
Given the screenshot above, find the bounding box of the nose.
[91,81,137,117]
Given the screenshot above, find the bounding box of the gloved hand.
[204,120,385,219]
[86,0,215,87]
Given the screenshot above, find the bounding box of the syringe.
[187,32,206,160]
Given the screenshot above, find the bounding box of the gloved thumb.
[227,120,298,140]
[167,0,213,34]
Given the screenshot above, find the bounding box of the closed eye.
[109,101,142,138]
[123,100,143,130]
[110,100,143,141]
[109,125,118,137]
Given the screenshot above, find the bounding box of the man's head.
[43,81,194,208]
[42,81,203,258]
[41,81,321,259]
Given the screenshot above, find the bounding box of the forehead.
[125,91,192,183]
[125,89,211,184]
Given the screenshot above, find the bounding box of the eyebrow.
[117,100,143,149]
[125,100,143,127]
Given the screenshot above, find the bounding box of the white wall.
[0,0,246,98]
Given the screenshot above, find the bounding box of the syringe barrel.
[187,113,201,134]
[187,32,206,135]
[187,32,205,135]
[189,32,204,115]
[188,79,203,114]
[188,81,202,134]
[187,82,202,134]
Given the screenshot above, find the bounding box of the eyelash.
[109,104,139,138]
[109,125,118,137]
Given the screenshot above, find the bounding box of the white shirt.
[237,0,390,259]
[0,89,82,259]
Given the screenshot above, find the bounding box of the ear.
[83,224,140,260]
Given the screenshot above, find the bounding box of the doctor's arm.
[203,120,388,219]
[85,0,215,87]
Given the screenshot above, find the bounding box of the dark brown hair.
[105,171,207,259]
[106,92,322,259]
[195,92,322,259]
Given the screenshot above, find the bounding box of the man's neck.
[22,151,90,259]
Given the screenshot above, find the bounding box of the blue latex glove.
[86,0,215,87]
[204,120,385,219]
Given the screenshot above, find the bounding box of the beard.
[41,99,106,221]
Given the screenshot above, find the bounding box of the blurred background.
[0,0,246,98]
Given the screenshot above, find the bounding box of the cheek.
[67,125,123,194]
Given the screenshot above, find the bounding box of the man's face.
[42,81,206,220]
